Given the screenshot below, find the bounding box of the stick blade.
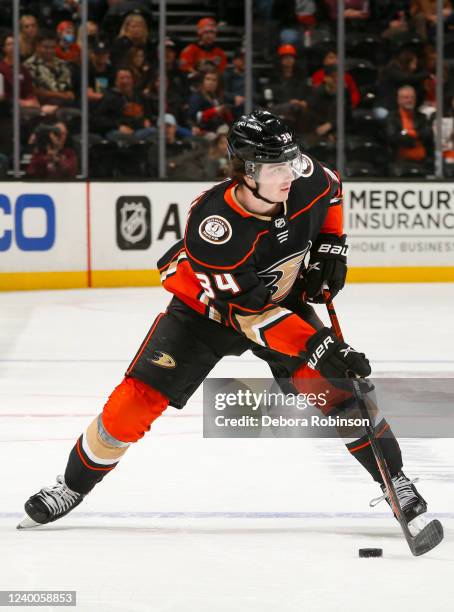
[412,519,444,556]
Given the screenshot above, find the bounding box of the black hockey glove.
[303,234,348,303]
[306,327,371,380]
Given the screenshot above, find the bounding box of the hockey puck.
[359,548,383,558]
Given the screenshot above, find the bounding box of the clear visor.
[245,152,305,185]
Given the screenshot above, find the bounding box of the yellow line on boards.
[0,272,88,291]
[91,270,161,287]
[1,267,454,291]
[347,267,454,282]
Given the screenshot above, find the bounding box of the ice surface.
[1,284,453,611]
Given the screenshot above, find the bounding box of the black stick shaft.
[322,290,417,551]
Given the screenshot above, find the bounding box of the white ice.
[1,284,454,612]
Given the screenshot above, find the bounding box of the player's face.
[255,163,294,201]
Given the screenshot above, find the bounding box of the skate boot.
[369,470,428,535]
[17,475,85,529]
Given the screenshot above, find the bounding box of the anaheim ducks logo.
[258,245,312,302]
[149,350,177,368]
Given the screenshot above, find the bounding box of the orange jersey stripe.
[184,229,269,270]
[289,183,331,221]
[224,182,251,218]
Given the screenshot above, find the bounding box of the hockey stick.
[322,289,444,556]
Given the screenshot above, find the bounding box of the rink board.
[1,181,453,290]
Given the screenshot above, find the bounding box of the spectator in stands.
[268,45,309,104]
[0,33,35,158]
[144,72,188,129]
[419,44,454,117]
[19,14,40,60]
[382,8,410,40]
[26,120,78,178]
[149,113,193,178]
[311,48,360,109]
[205,131,230,180]
[56,20,80,64]
[385,85,434,173]
[324,0,369,29]
[161,37,180,75]
[266,44,311,135]
[179,18,228,77]
[111,12,153,67]
[188,69,233,134]
[88,40,114,106]
[410,0,453,40]
[24,31,77,108]
[438,94,454,168]
[271,0,330,51]
[306,65,351,144]
[0,33,43,114]
[151,38,189,101]
[126,46,151,90]
[223,49,247,118]
[76,20,99,49]
[95,66,155,144]
[376,48,428,112]
[51,0,81,24]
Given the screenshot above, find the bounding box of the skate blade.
[16,514,45,530]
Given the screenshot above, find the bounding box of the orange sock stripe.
[76,438,117,472]
[348,422,390,454]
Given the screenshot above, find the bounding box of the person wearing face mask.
[56,20,80,65]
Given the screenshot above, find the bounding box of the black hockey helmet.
[227,109,299,164]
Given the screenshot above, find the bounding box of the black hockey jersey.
[158,154,344,357]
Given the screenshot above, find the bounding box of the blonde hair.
[118,14,149,45]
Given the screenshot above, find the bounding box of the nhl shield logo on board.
[116,196,151,250]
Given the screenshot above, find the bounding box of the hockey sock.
[345,418,403,484]
[64,427,126,495]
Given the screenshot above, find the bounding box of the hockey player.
[18,110,428,533]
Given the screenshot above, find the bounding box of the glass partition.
[1,1,451,180]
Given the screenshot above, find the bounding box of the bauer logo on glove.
[303,233,348,303]
[306,327,371,380]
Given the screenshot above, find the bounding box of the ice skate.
[17,475,85,529]
[370,470,428,535]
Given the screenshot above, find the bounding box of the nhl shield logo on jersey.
[300,154,314,178]
[199,216,232,245]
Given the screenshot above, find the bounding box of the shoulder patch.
[301,154,314,177]
[199,215,232,245]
